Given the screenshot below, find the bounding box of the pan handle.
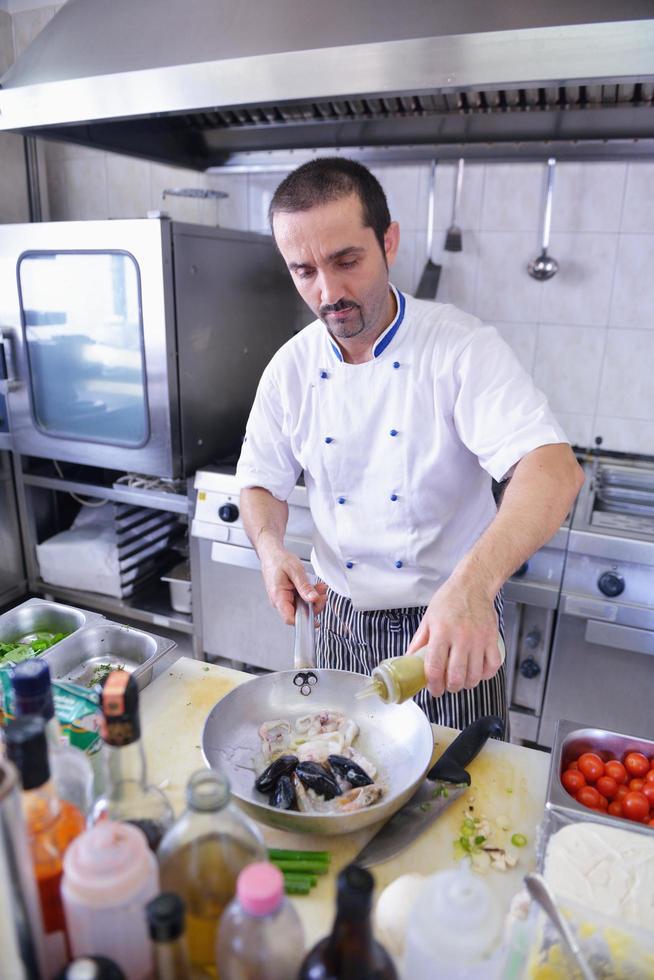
[294,596,316,670]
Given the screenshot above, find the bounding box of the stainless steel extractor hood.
[1,0,654,169]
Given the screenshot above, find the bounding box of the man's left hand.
[405,576,503,698]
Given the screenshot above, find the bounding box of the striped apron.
[316,589,507,734]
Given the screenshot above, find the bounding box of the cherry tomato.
[608,801,623,817]
[578,753,605,783]
[568,760,579,771]
[629,778,646,792]
[562,769,586,795]
[642,784,654,807]
[615,785,629,802]
[576,785,602,809]
[645,769,654,784]
[605,760,628,784]
[596,775,618,800]
[596,794,609,810]
[624,752,650,778]
[622,791,650,822]
[649,819,654,827]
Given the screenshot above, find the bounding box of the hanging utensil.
[524,874,596,980]
[527,158,558,280]
[444,158,464,252]
[414,161,442,300]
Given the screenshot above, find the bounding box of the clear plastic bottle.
[216,862,305,979]
[158,768,266,974]
[403,865,504,979]
[12,658,94,815]
[91,670,174,851]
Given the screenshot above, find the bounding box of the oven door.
[0,220,180,477]
[539,609,654,747]
[197,537,316,672]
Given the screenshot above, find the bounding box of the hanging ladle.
[528,158,558,281]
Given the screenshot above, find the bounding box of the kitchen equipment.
[524,873,596,980]
[0,597,102,647]
[444,158,464,252]
[0,219,295,478]
[0,450,26,609]
[414,161,442,300]
[160,561,192,614]
[527,158,558,281]
[354,715,503,867]
[43,621,176,691]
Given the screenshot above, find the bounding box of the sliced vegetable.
[511,833,527,847]
[268,848,330,864]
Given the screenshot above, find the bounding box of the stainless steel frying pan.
[201,600,435,835]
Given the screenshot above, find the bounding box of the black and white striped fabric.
[316,589,507,733]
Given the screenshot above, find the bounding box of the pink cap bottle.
[61,821,159,980]
[237,862,285,917]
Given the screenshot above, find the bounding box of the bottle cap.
[62,821,156,907]
[237,862,284,917]
[146,892,186,942]
[4,715,50,790]
[186,768,230,812]
[56,957,126,980]
[100,671,140,746]
[11,660,55,721]
[337,864,374,915]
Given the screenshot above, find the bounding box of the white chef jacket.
[237,286,568,610]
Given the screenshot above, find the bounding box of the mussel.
[269,773,298,810]
[254,754,298,794]
[295,761,342,800]
[328,754,373,788]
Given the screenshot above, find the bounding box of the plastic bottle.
[12,658,94,815]
[298,864,397,980]
[61,820,159,980]
[158,768,266,974]
[146,892,209,980]
[5,715,85,974]
[91,669,174,851]
[403,865,504,979]
[357,635,506,704]
[216,862,305,979]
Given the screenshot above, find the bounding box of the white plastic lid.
[63,821,156,908]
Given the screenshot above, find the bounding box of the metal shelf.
[22,473,190,515]
[33,578,194,636]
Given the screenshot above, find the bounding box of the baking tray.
[0,598,104,648]
[42,621,176,691]
[545,718,654,838]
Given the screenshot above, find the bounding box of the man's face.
[272,193,400,343]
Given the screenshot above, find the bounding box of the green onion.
[268,848,330,864]
[511,833,527,848]
[419,802,430,812]
[474,835,486,846]
[283,872,318,887]
[272,860,329,875]
[283,878,312,895]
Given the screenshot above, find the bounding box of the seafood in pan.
[254,710,384,813]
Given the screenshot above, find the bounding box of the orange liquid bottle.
[5,715,85,971]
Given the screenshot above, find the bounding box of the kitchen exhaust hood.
[1,0,653,169]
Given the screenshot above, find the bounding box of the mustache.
[320,300,360,316]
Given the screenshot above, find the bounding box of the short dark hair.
[269,157,391,253]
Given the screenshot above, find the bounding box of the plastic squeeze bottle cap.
[63,821,156,908]
[237,862,284,917]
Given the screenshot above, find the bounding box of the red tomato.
[645,769,654,784]
[642,784,654,807]
[576,785,602,809]
[622,791,650,822]
[597,794,609,810]
[562,769,586,795]
[568,760,579,771]
[615,785,629,802]
[605,760,628,784]
[624,752,650,778]
[608,801,623,817]
[649,819,654,827]
[629,778,646,792]
[578,753,605,783]
[596,775,618,800]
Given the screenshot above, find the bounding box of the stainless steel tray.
[0,598,104,647]
[545,718,654,838]
[42,622,176,691]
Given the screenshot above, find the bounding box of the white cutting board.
[141,657,550,948]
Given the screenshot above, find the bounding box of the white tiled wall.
[5,5,654,456]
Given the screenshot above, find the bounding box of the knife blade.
[354,715,504,868]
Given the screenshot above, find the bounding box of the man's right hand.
[260,545,327,625]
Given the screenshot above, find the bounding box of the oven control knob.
[514,561,529,579]
[218,503,239,523]
[597,571,625,597]
[520,657,541,679]
[524,629,541,649]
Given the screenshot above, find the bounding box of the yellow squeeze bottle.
[356,635,506,705]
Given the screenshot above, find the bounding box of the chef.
[236,157,584,729]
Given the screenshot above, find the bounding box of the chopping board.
[141,657,550,948]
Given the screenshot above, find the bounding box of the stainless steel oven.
[0,218,295,478]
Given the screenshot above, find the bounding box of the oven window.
[18,251,149,446]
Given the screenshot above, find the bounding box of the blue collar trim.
[328,285,405,362]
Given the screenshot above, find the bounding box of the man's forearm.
[451,444,584,599]
[240,487,289,559]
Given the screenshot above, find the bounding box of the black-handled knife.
[354,715,504,869]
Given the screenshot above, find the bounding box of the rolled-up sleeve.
[236,367,301,501]
[452,326,569,482]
